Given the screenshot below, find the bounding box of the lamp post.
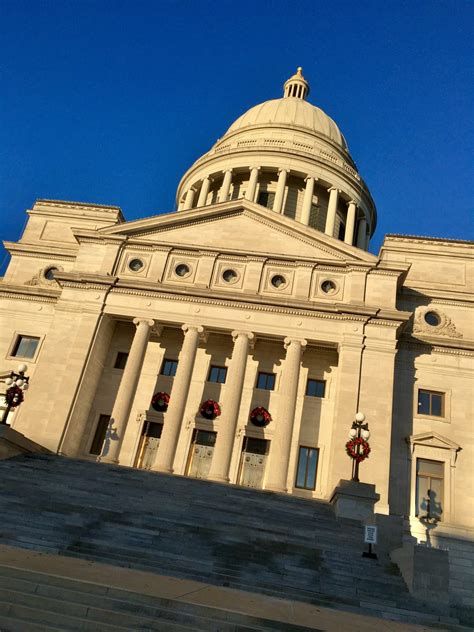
[347,411,371,482]
[1,364,29,425]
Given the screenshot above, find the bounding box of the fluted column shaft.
[101,318,154,463]
[265,338,307,492]
[245,167,259,202]
[154,325,203,473]
[300,176,315,225]
[273,169,289,214]
[344,201,357,245]
[183,188,195,211]
[219,170,232,203]
[356,217,367,249]
[197,177,211,207]
[208,331,254,483]
[325,187,339,236]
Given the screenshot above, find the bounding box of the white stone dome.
[225,97,348,150]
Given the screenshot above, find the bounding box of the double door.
[186,429,216,480]
[239,437,269,489]
[136,421,163,470]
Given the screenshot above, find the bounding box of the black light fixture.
[346,411,371,482]
[1,363,29,425]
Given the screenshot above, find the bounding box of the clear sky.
[0,0,472,270]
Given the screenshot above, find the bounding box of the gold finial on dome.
[283,66,310,100]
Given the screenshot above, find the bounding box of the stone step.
[0,453,459,628]
[0,565,317,632]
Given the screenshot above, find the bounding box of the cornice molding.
[107,282,407,326]
[0,285,59,303]
[400,338,474,357]
[384,234,474,247]
[3,242,77,261]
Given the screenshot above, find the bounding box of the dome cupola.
[283,66,309,99]
[176,69,376,251]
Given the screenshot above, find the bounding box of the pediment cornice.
[407,432,461,452]
[98,200,377,265]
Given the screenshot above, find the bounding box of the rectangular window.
[418,389,444,417]
[161,359,178,377]
[256,372,276,390]
[416,458,444,521]
[89,414,111,456]
[12,335,40,359]
[114,352,129,369]
[295,447,319,490]
[257,191,275,209]
[306,379,326,398]
[208,365,227,384]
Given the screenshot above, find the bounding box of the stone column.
[245,167,259,202]
[325,187,339,236]
[101,318,154,464]
[197,177,211,207]
[265,337,307,493]
[327,335,364,492]
[344,201,357,245]
[300,176,315,226]
[154,324,204,473]
[356,217,367,249]
[208,331,254,483]
[273,169,289,214]
[183,188,196,211]
[219,169,233,203]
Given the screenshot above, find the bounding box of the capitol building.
[0,68,472,618]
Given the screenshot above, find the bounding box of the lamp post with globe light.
[346,411,371,482]
[1,364,29,425]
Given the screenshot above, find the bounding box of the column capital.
[278,168,290,175]
[222,168,233,175]
[132,318,155,329]
[347,199,357,206]
[327,186,340,193]
[249,166,261,172]
[283,337,307,351]
[231,330,254,342]
[304,175,318,183]
[182,324,204,335]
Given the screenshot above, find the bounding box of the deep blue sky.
[1,0,472,271]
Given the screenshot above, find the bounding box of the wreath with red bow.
[5,385,24,408]
[249,406,272,427]
[345,437,371,463]
[151,391,170,412]
[200,399,221,420]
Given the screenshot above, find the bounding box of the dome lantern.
[283,66,309,100]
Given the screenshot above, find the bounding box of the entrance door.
[187,429,216,480]
[136,421,163,470]
[239,437,269,488]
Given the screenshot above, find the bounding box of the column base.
[152,465,174,474]
[264,483,288,494]
[207,474,230,484]
[98,456,119,465]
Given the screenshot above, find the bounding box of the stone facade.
[0,69,473,612]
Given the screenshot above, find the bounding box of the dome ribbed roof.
[225,97,347,149]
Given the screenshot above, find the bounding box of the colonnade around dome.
[178,167,370,249]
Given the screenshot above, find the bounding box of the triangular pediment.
[408,432,461,452]
[101,200,377,264]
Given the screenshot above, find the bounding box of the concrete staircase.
[0,454,465,629]
[0,564,318,632]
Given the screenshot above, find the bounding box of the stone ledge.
[330,479,380,521]
[0,426,52,460]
